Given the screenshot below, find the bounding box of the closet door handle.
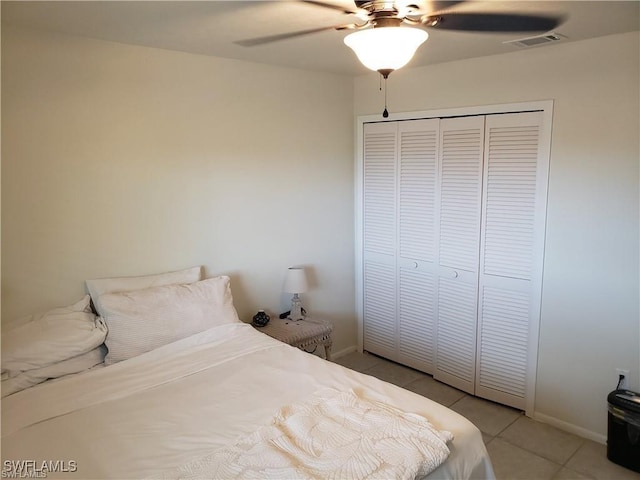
[452,270,459,278]
[413,262,419,269]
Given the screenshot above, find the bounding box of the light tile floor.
[334,351,640,480]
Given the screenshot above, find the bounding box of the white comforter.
[157,389,454,479]
[2,323,494,480]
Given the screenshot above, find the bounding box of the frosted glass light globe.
[344,27,428,73]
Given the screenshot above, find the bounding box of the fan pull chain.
[381,73,389,118]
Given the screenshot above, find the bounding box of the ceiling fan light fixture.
[344,26,428,73]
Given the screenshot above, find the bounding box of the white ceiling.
[2,1,639,76]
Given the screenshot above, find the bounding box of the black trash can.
[607,389,640,473]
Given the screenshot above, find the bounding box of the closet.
[360,105,550,411]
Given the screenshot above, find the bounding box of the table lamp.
[283,267,308,321]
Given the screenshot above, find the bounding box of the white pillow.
[2,296,108,373]
[86,266,203,318]
[100,276,240,365]
[1,345,106,398]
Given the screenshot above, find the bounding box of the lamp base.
[287,294,305,322]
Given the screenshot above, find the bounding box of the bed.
[1,269,494,480]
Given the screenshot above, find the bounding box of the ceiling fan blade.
[423,1,466,13]
[235,24,356,47]
[302,0,360,15]
[427,12,564,32]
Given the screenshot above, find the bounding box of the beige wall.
[1,26,356,351]
[354,31,640,439]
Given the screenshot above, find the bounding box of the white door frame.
[354,100,554,417]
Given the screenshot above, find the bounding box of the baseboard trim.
[533,412,606,444]
[332,345,357,360]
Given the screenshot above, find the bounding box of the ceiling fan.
[236,1,565,51]
[237,0,565,116]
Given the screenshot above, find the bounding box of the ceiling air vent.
[503,32,565,49]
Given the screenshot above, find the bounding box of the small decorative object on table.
[252,310,270,327]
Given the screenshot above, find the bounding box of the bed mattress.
[2,323,494,479]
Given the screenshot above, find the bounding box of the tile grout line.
[560,439,587,468]
[494,412,521,439]
[448,394,467,409]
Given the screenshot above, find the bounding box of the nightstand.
[254,317,333,361]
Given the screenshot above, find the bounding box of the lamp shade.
[283,267,308,294]
[344,27,428,72]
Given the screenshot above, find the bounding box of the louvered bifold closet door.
[434,116,485,394]
[363,122,398,359]
[397,119,439,373]
[476,111,546,410]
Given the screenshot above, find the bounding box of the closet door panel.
[476,111,546,410]
[363,258,397,359]
[398,264,436,373]
[398,119,439,263]
[363,122,397,257]
[435,116,484,394]
[363,122,398,359]
[434,268,478,393]
[477,279,530,407]
[397,119,439,373]
[438,116,485,272]
[482,114,540,280]
[363,123,398,359]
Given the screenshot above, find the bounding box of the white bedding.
[2,323,494,480]
[156,389,454,479]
